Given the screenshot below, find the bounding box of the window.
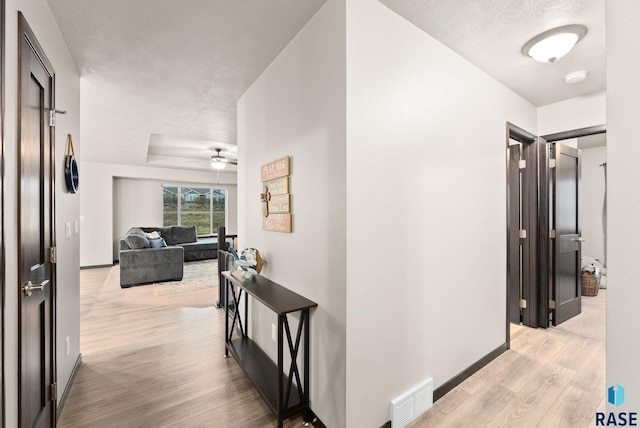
[163,185,226,236]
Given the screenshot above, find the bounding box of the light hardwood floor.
[60,266,605,427]
[409,290,606,428]
[58,265,304,427]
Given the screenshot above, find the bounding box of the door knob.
[573,237,585,243]
[22,280,49,297]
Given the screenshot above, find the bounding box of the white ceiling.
[47,0,327,171]
[379,0,606,106]
[47,0,605,172]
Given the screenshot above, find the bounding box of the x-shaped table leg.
[283,311,307,409]
[228,286,246,340]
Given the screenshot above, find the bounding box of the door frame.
[507,123,607,341]
[17,12,57,426]
[541,125,606,327]
[506,123,541,346]
[0,0,5,425]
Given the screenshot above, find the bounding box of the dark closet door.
[550,143,582,325]
[18,13,56,427]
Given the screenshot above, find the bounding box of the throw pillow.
[149,238,167,248]
[124,233,150,249]
[145,231,161,240]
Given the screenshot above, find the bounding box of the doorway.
[18,13,57,427]
[507,123,606,340]
[543,125,607,327]
[506,123,546,333]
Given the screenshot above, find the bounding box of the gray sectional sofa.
[119,225,226,287]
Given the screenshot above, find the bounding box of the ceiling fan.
[209,148,237,170]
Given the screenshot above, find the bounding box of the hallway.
[410,291,606,427]
[60,267,605,427]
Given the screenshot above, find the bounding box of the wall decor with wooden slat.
[260,156,292,233]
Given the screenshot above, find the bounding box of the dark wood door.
[506,124,540,329]
[507,140,521,325]
[550,143,582,325]
[1,1,5,425]
[18,13,56,427]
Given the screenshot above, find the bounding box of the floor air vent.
[389,378,433,428]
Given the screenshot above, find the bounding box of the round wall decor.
[65,134,79,193]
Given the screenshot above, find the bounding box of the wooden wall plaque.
[261,156,290,182]
[263,214,292,233]
[268,194,290,214]
[263,176,289,196]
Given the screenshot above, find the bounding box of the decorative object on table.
[231,248,264,278]
[64,134,79,193]
[260,156,292,232]
[228,246,239,259]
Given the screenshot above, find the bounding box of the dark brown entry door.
[550,143,582,325]
[18,13,56,427]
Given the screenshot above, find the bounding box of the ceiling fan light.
[210,160,226,170]
[522,25,587,63]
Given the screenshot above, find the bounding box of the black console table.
[222,271,317,427]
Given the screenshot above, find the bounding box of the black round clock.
[65,155,79,193]
[64,134,79,193]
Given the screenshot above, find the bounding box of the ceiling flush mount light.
[565,70,588,84]
[522,24,588,63]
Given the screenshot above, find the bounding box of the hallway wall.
[345,1,536,426]
[3,0,81,423]
[237,0,347,425]
[606,0,640,411]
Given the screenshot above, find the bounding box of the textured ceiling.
[47,0,326,170]
[48,0,605,171]
[379,0,606,107]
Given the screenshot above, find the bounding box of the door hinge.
[519,160,526,169]
[49,383,57,401]
[49,109,67,127]
[520,299,527,309]
[549,229,556,239]
[549,159,556,169]
[519,229,527,239]
[50,247,57,264]
[549,300,556,310]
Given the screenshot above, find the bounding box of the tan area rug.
[154,260,217,296]
[106,260,219,308]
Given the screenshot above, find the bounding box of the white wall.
[537,91,606,136]
[4,0,81,422]
[113,178,164,260]
[80,161,237,266]
[345,1,536,426]
[237,0,346,426]
[580,146,607,265]
[606,0,640,412]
